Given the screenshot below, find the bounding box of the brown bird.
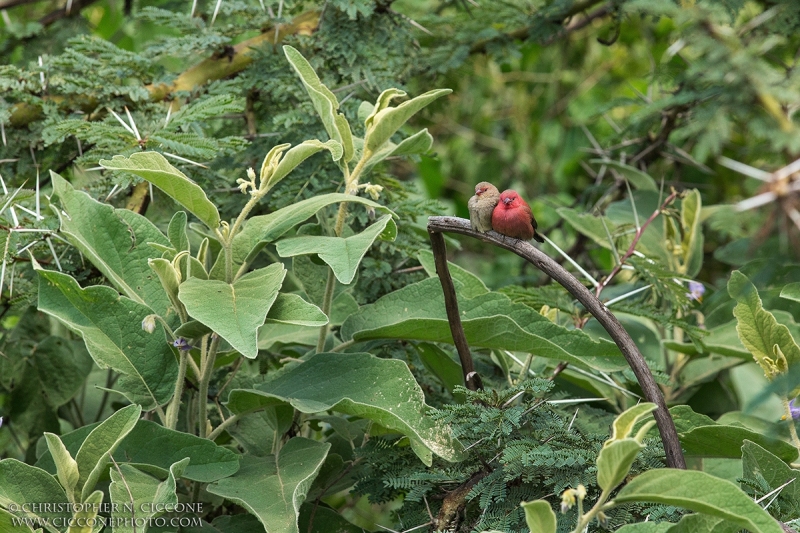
[491,189,545,243]
[467,182,501,233]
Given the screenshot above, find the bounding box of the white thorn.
[162,152,208,168]
[604,284,653,307]
[736,191,777,211]
[35,167,40,219]
[718,156,772,182]
[46,237,62,271]
[105,183,120,201]
[108,107,136,137]
[124,106,141,141]
[211,0,223,24]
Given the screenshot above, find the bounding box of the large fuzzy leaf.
[226,352,463,465]
[340,278,626,372]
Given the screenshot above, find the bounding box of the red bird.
[491,189,545,243]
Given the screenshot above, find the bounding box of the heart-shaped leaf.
[276,215,396,284]
[179,263,286,358]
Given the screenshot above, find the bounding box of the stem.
[93,368,115,422]
[317,153,370,352]
[205,403,269,441]
[571,489,613,533]
[216,357,243,401]
[165,350,188,430]
[333,152,370,236]
[152,314,178,340]
[221,190,264,283]
[198,335,221,438]
[329,339,355,353]
[316,268,337,353]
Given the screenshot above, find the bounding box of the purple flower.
[173,338,192,351]
[789,399,800,420]
[687,281,705,302]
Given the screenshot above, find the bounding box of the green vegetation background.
[2,0,800,531]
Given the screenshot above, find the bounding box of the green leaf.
[365,89,406,128]
[414,342,464,397]
[558,207,620,251]
[299,504,366,533]
[664,514,741,533]
[173,320,212,339]
[676,354,742,389]
[117,420,239,482]
[340,278,626,372]
[265,140,343,190]
[615,469,783,533]
[664,320,750,359]
[679,423,797,461]
[149,258,184,319]
[679,190,704,278]
[208,438,330,533]
[0,507,38,533]
[69,489,102,533]
[51,173,172,318]
[99,152,221,230]
[597,439,646,492]
[610,403,657,441]
[615,523,672,533]
[781,282,800,303]
[265,293,328,327]
[729,270,800,379]
[669,405,717,434]
[168,210,189,253]
[179,263,286,358]
[109,458,189,533]
[44,433,79,503]
[742,439,800,513]
[365,128,434,169]
[276,215,396,284]
[258,322,320,350]
[283,46,353,161]
[0,459,71,526]
[521,500,556,533]
[590,160,658,191]
[37,419,239,483]
[221,193,394,278]
[386,128,434,157]
[364,89,451,153]
[37,270,178,410]
[226,404,294,458]
[417,249,489,299]
[32,336,93,408]
[226,352,463,465]
[560,195,670,264]
[670,405,796,460]
[75,404,141,501]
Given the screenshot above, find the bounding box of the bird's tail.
[533,230,545,244]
